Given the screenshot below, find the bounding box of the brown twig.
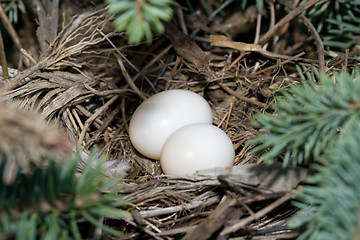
[268,0,279,49]
[78,95,119,146]
[259,0,322,46]
[219,82,267,108]
[96,28,156,91]
[254,13,262,44]
[343,49,349,72]
[0,28,8,80]
[132,44,172,85]
[85,106,121,148]
[278,0,325,73]
[256,51,305,74]
[20,48,37,64]
[175,2,188,35]
[0,4,31,68]
[139,196,220,219]
[220,190,296,236]
[299,14,325,73]
[116,54,147,101]
[122,218,164,240]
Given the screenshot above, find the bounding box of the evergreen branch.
[298,0,360,53]
[107,0,173,44]
[69,210,82,240]
[289,114,360,240]
[249,69,360,238]
[0,153,127,239]
[1,0,26,23]
[249,70,360,166]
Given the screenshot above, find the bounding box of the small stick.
[268,1,278,49]
[78,95,118,146]
[97,28,156,91]
[220,190,295,236]
[256,51,305,74]
[299,14,325,73]
[219,83,267,108]
[66,108,79,133]
[0,4,31,67]
[343,49,349,72]
[175,2,188,35]
[225,52,248,72]
[0,28,8,80]
[254,13,262,44]
[278,0,325,73]
[139,196,220,219]
[225,101,233,129]
[20,48,37,64]
[121,218,164,240]
[86,106,121,148]
[116,54,147,101]
[121,97,129,132]
[259,0,322,46]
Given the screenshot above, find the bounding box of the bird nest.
[0,8,350,239]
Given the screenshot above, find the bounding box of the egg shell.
[129,90,212,159]
[160,123,235,175]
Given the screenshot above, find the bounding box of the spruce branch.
[0,0,26,23]
[289,115,360,240]
[107,0,173,44]
[249,70,360,166]
[0,153,127,239]
[298,0,360,53]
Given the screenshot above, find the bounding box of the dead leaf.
[210,35,264,52]
[164,22,213,78]
[209,34,301,61]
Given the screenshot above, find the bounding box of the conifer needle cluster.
[250,70,360,239]
[250,71,360,166]
[298,0,360,52]
[289,118,360,240]
[0,153,126,240]
[107,0,173,44]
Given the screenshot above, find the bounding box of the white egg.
[160,123,235,175]
[129,90,212,159]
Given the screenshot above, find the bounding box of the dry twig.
[258,0,322,46]
[278,0,325,73]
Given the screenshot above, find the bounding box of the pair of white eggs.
[129,90,235,175]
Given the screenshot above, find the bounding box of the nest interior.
[0,1,356,239]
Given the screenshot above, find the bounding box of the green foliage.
[289,116,360,240]
[0,0,26,23]
[249,70,360,239]
[249,70,360,166]
[107,0,173,44]
[296,64,320,82]
[298,0,360,53]
[0,152,126,239]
